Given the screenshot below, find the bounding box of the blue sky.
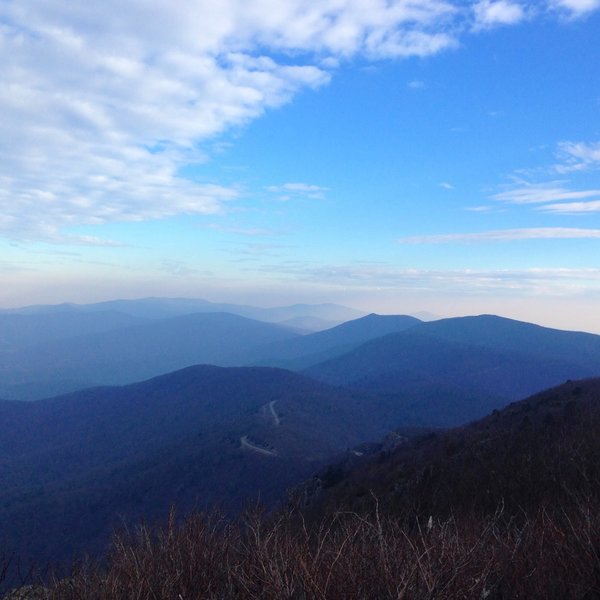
[2,0,600,331]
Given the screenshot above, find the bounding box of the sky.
[2,0,600,332]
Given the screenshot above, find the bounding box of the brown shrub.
[44,498,600,600]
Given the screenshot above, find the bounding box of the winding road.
[268,400,280,426]
[240,400,281,457]
[240,435,277,456]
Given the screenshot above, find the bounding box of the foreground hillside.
[19,377,600,599]
[0,365,408,564]
[302,377,600,518]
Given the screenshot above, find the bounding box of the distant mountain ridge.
[0,310,145,352]
[3,309,600,409]
[247,313,422,370]
[414,314,600,372]
[305,314,600,426]
[0,298,367,400]
[0,297,365,328]
[0,310,422,401]
[0,312,301,400]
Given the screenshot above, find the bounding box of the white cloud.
[492,182,600,204]
[465,205,495,212]
[550,0,600,17]
[0,0,465,242]
[253,260,600,296]
[0,1,592,243]
[540,200,600,213]
[266,182,329,200]
[439,181,454,189]
[472,0,526,29]
[555,141,600,173]
[486,148,600,215]
[399,227,600,243]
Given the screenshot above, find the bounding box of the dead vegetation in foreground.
[6,499,594,600]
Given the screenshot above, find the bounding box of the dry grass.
[38,499,600,600]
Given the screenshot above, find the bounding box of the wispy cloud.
[492,182,600,204]
[550,0,600,18]
[555,141,600,173]
[476,141,600,216]
[266,183,329,201]
[0,261,39,274]
[1,0,464,243]
[464,205,495,212]
[255,260,600,296]
[540,200,600,214]
[3,1,593,244]
[472,1,526,30]
[399,227,600,243]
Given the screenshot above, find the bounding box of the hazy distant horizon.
[2,291,599,335]
[2,2,600,335]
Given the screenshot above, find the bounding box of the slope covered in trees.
[0,312,300,400]
[11,377,600,599]
[305,315,600,426]
[301,377,600,518]
[247,313,422,370]
[0,365,408,564]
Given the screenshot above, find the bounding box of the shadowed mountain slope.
[301,377,600,519]
[304,315,600,426]
[415,314,600,372]
[247,313,422,370]
[0,312,300,400]
[0,310,144,353]
[0,365,407,563]
[26,384,600,600]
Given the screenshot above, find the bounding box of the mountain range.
[249,313,421,370]
[0,312,300,400]
[2,299,600,574]
[4,302,600,411]
[304,314,600,426]
[0,299,365,400]
[0,297,365,329]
